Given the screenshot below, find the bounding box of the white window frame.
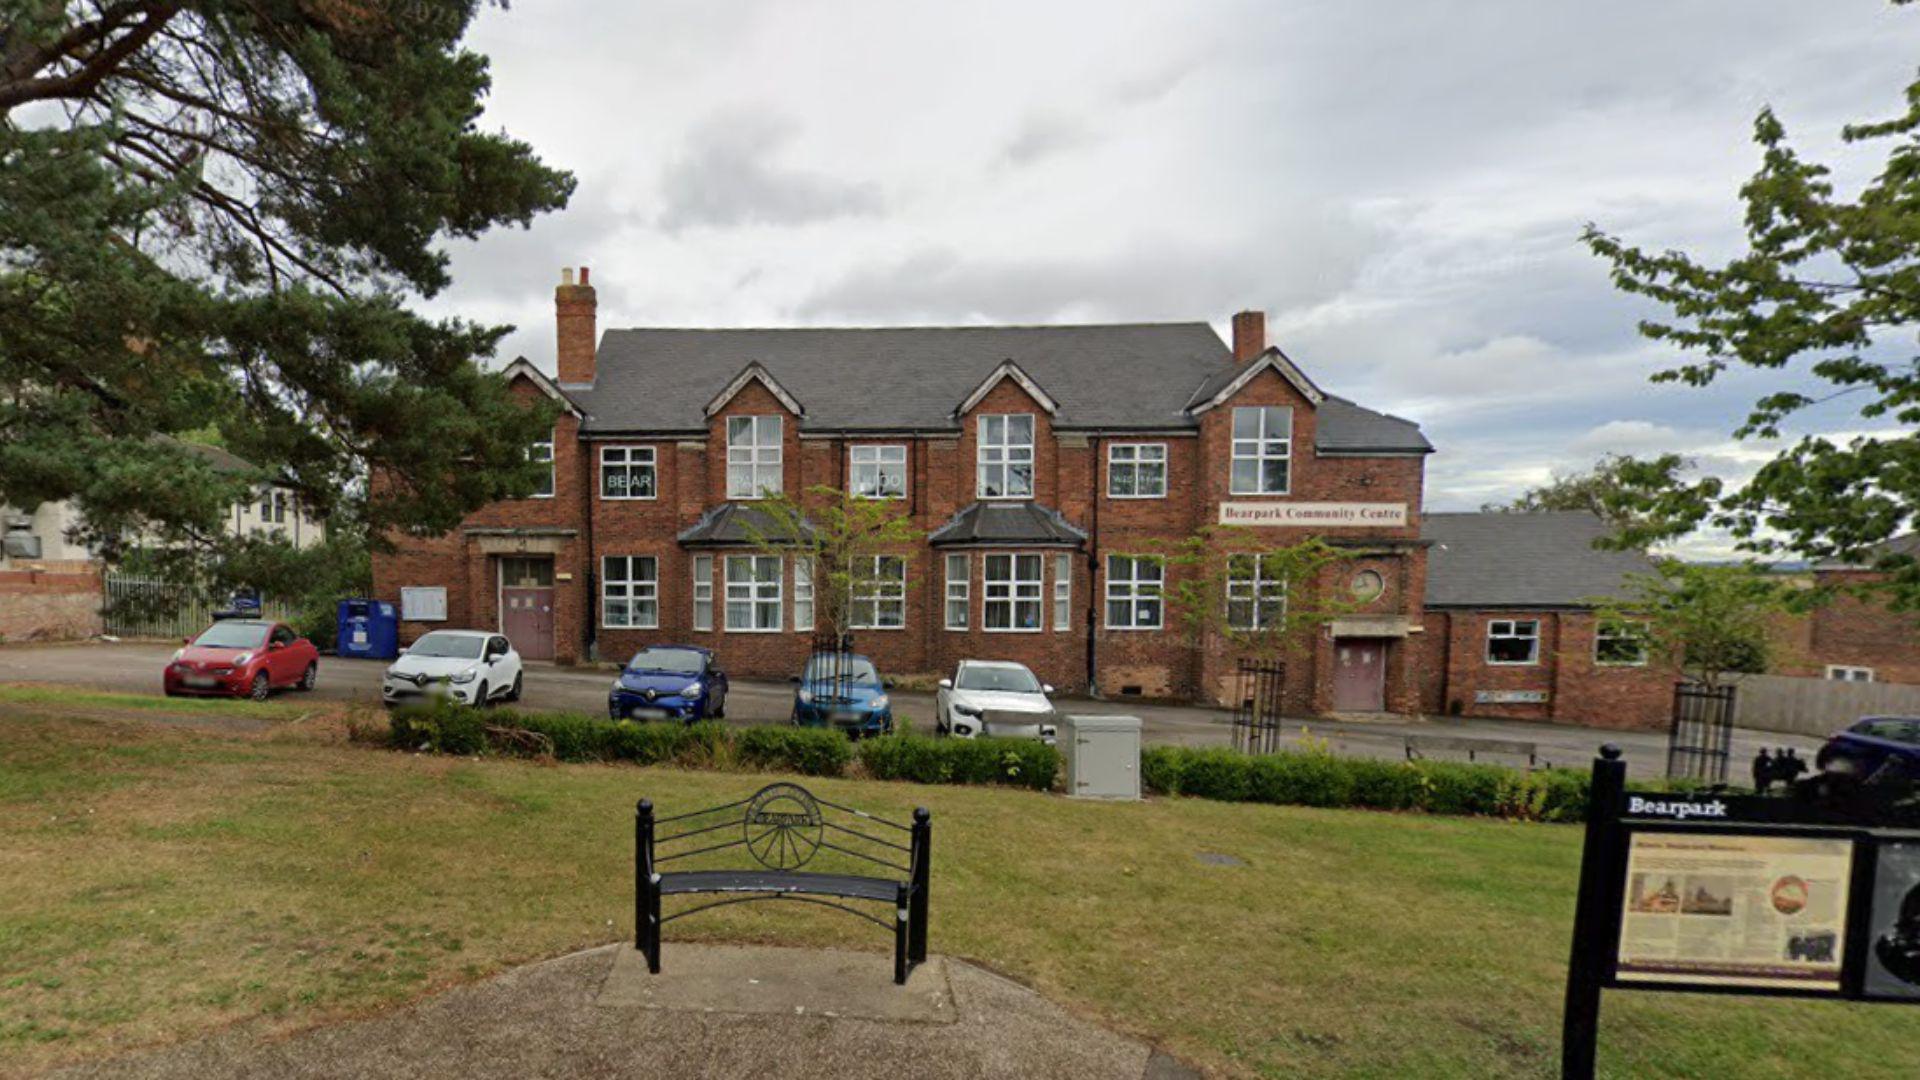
[528,438,555,498]
[599,445,657,500]
[692,555,713,632]
[726,416,783,499]
[1229,407,1292,496]
[1107,443,1167,499]
[1594,619,1649,667]
[944,553,969,631]
[850,444,907,500]
[977,413,1035,499]
[724,554,783,632]
[1104,555,1164,630]
[1487,619,1541,666]
[1052,553,1072,631]
[1826,664,1876,683]
[793,557,815,632]
[601,555,659,629]
[983,553,1044,632]
[850,555,907,630]
[1225,554,1288,631]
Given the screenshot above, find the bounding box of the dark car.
[791,652,894,738]
[164,619,320,701]
[1815,715,1920,780]
[609,645,728,722]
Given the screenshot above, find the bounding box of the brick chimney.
[1231,309,1267,362]
[556,266,597,385]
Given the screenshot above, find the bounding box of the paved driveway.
[0,641,1824,779]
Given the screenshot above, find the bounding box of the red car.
[164,619,320,700]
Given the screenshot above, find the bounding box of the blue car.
[791,653,894,738]
[609,644,728,722]
[1815,715,1920,779]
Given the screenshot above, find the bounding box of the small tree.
[1160,529,1361,664]
[743,485,923,646]
[1593,561,1791,690]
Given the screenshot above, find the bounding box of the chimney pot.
[561,267,575,286]
[580,266,590,285]
[1231,310,1267,363]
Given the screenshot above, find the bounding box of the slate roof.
[675,503,813,548]
[928,502,1089,548]
[1422,511,1656,608]
[561,324,1431,452]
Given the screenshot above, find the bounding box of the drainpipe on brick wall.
[1085,435,1101,698]
[584,445,598,664]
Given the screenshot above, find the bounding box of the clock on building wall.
[1350,569,1384,603]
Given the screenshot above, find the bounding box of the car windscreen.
[804,656,879,684]
[955,665,1040,693]
[192,622,269,649]
[408,633,485,659]
[628,647,705,675]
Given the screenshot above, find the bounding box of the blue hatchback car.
[791,653,894,738]
[1815,715,1920,779]
[609,644,728,722]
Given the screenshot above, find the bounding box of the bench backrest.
[650,781,920,880]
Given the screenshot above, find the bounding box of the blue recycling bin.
[336,598,399,660]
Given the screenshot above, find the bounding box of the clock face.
[1351,570,1384,602]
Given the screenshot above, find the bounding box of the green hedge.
[736,725,854,777]
[855,733,1059,791]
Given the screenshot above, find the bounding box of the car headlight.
[450,668,478,684]
[171,649,184,662]
[232,652,252,665]
[797,688,812,704]
[953,703,982,717]
[681,682,704,698]
[870,695,889,710]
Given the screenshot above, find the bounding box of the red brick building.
[1772,534,1920,685]
[371,268,1674,728]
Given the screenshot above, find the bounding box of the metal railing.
[102,573,294,640]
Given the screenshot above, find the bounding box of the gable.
[954,360,1059,418]
[704,362,805,418]
[1186,347,1325,415]
[502,357,583,417]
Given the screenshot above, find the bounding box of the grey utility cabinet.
[1062,714,1142,800]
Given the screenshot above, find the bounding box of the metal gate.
[102,573,293,639]
[1667,682,1737,784]
[1231,659,1286,755]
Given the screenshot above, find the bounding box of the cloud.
[1000,112,1099,168]
[657,109,884,232]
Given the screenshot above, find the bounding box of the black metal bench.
[636,782,931,984]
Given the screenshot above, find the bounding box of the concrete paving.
[0,640,1829,780]
[51,943,1196,1080]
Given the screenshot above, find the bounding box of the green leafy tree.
[1159,528,1359,663]
[0,0,574,601]
[1592,561,1791,690]
[1485,452,1697,537]
[1584,7,1920,608]
[743,486,924,645]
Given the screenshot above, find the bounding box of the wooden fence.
[1721,672,1920,738]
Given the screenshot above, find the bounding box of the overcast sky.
[425,0,1917,543]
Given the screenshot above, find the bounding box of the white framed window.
[851,555,906,630]
[1229,407,1291,495]
[850,445,907,499]
[725,554,782,631]
[726,416,783,498]
[1107,443,1167,498]
[793,557,814,632]
[528,438,555,498]
[692,555,713,632]
[1052,554,1071,630]
[1226,554,1287,631]
[259,488,289,523]
[600,446,657,499]
[400,586,447,622]
[602,556,658,629]
[1487,619,1540,665]
[983,553,1043,631]
[944,554,969,631]
[1594,619,1649,666]
[977,414,1035,498]
[1826,665,1876,683]
[1105,555,1164,630]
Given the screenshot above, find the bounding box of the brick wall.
[1768,569,1920,685]
[1420,609,1671,730]
[0,568,103,642]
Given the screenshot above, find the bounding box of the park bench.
[636,782,931,984]
[1404,733,1542,769]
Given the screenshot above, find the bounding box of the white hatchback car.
[383,629,523,708]
[935,660,1059,742]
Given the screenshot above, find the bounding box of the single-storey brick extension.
[371,269,1674,728]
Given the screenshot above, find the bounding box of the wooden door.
[1332,639,1386,712]
[502,587,554,660]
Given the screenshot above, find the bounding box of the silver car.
[935,660,1059,742]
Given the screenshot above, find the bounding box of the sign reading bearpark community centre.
[1216,501,1406,527]
[1559,747,1920,1079]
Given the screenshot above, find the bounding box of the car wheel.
[298,664,317,691]
[164,686,179,698]
[506,673,523,702]
[713,698,726,720]
[248,673,270,701]
[475,681,490,708]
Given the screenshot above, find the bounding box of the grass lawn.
[1,687,1915,1078]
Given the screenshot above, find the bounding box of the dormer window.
[1229,407,1291,495]
[977,414,1034,498]
[726,416,782,498]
